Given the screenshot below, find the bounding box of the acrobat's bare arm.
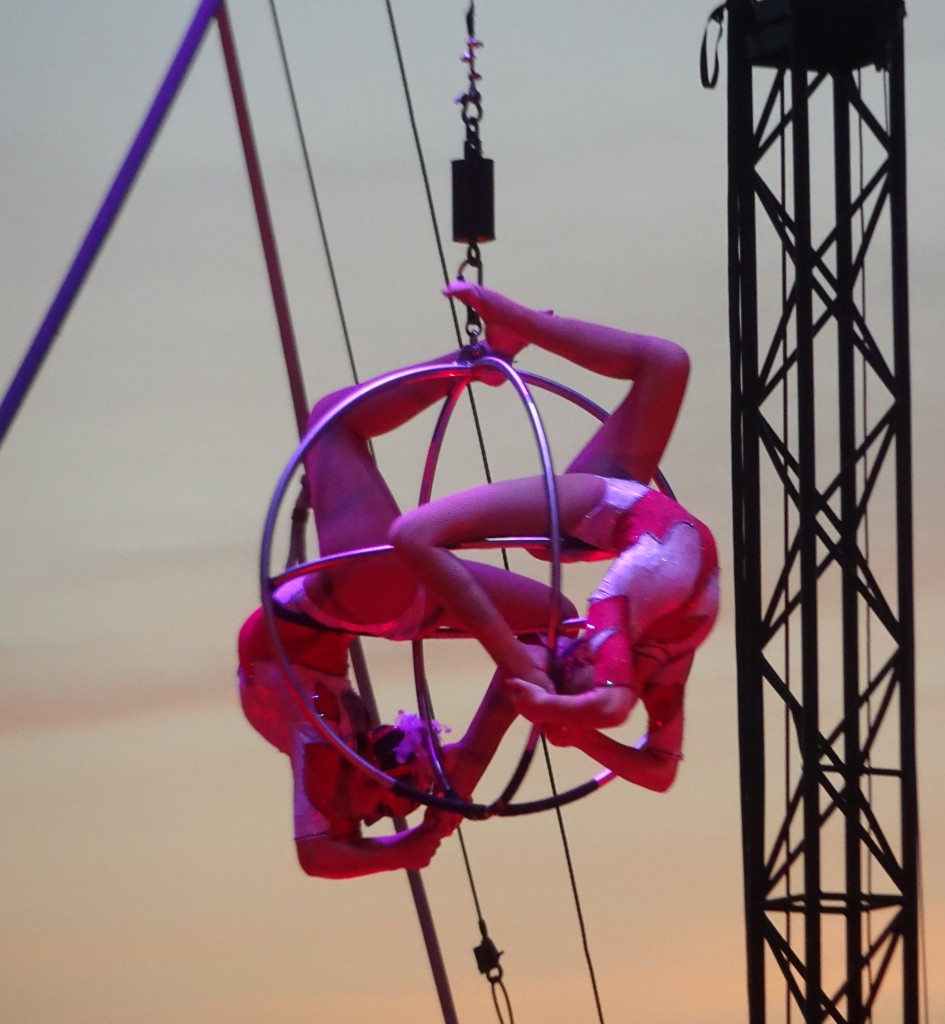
[504,676,635,730]
[297,673,523,875]
[295,823,445,880]
[544,727,682,794]
[441,668,519,798]
[390,474,595,688]
[543,682,687,793]
[288,730,446,880]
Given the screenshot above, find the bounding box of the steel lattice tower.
[724,1,918,1022]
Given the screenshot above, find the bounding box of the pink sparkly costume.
[238,607,357,840]
[237,606,353,754]
[567,477,719,748]
[268,577,442,642]
[237,576,445,841]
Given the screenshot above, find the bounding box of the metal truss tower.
[724,1,918,1021]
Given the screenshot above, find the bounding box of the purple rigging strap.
[0,0,223,448]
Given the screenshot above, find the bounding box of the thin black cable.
[276,4,602,1016]
[457,825,515,1024]
[489,976,515,1024]
[383,0,502,506]
[383,0,505,927]
[383,0,461,339]
[539,736,607,1024]
[380,11,516,1023]
[270,0,498,864]
[267,0,360,383]
[266,14,510,1023]
[386,10,607,1020]
[455,827,486,920]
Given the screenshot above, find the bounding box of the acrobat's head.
[553,632,600,695]
[305,712,444,827]
[553,596,632,694]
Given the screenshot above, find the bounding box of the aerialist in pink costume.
[238,353,576,878]
[391,281,720,794]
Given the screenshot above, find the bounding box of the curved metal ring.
[260,357,672,819]
[406,363,675,815]
[411,355,565,813]
[260,363,491,817]
[517,369,675,500]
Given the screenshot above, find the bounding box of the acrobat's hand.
[444,280,551,360]
[438,741,480,802]
[390,822,444,872]
[423,805,463,839]
[542,723,592,748]
[504,674,557,725]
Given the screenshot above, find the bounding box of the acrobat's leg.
[446,283,690,485]
[302,360,465,623]
[305,357,461,555]
[390,474,602,678]
[442,667,518,799]
[305,387,402,557]
[392,473,607,554]
[562,336,689,485]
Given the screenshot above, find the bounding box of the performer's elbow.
[645,752,681,793]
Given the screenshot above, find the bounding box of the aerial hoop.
[260,354,671,818]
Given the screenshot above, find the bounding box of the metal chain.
[456,2,485,344]
[457,4,484,154]
[457,246,484,345]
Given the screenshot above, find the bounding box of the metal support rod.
[789,35,824,1021]
[726,3,767,1020]
[351,640,458,1024]
[216,11,459,1020]
[0,0,223,448]
[403,866,461,1024]
[888,16,920,1023]
[0,0,456,1016]
[214,1,309,435]
[833,75,865,1023]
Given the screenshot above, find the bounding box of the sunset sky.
[2,3,944,1022]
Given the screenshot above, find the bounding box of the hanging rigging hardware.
[452,3,491,349]
[455,253,485,346]
[699,3,726,90]
[474,918,504,982]
[473,916,515,1024]
[452,2,494,250]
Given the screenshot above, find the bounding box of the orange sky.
[2,3,944,1022]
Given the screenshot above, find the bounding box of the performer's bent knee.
[307,386,359,433]
[388,509,435,557]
